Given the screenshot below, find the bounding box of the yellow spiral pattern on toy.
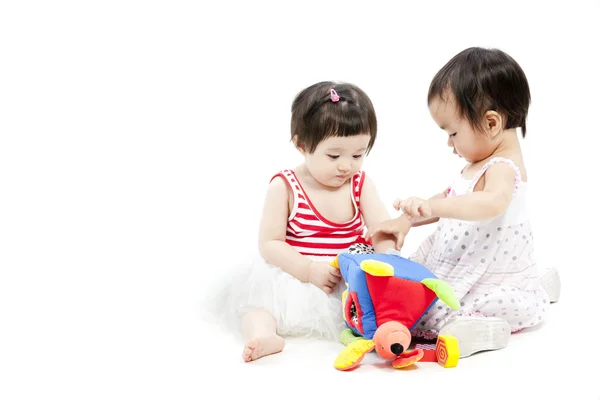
[436,335,460,368]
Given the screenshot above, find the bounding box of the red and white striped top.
[271,169,369,257]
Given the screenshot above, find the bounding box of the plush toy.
[331,252,461,371]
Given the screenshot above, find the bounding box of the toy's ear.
[421,278,460,310]
[360,260,394,277]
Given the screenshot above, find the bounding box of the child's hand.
[308,261,342,295]
[392,198,403,211]
[399,197,432,219]
[366,218,410,250]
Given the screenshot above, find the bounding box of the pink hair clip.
[330,89,340,102]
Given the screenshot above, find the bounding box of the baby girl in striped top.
[208,81,397,362]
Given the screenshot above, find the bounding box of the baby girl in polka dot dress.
[368,47,556,358]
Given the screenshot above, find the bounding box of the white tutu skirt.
[204,254,347,342]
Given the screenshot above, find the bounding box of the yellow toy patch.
[330,256,340,269]
[359,260,394,277]
[341,289,348,322]
[334,339,375,371]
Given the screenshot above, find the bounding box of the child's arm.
[257,177,313,280]
[404,164,515,221]
[358,175,398,252]
[395,191,445,227]
[410,216,440,227]
[365,191,445,248]
[257,177,341,292]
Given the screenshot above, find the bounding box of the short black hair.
[428,47,531,137]
[291,81,377,153]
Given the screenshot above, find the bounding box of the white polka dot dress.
[410,157,549,336]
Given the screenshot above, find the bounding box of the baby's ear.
[484,110,503,137]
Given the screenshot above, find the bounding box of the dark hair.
[428,47,531,137]
[291,81,377,153]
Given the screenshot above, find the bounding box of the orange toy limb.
[391,349,424,369]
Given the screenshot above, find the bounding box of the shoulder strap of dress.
[271,169,304,196]
[270,170,309,220]
[468,157,522,194]
[352,171,366,208]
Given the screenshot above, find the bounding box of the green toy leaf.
[340,328,364,346]
[421,278,461,310]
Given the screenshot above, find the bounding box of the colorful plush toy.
[330,252,461,371]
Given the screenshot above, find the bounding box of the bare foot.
[242,335,284,362]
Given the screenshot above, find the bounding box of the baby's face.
[303,134,370,188]
[429,93,494,163]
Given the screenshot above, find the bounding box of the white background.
[1,1,599,399]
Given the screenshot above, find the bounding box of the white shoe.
[539,267,561,303]
[439,316,510,358]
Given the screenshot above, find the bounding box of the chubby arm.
[257,177,312,282]
[358,175,397,252]
[365,190,446,248]
[403,191,445,227]
[429,163,515,220]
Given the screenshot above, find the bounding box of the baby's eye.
[450,133,457,137]
[353,154,363,159]
[327,155,340,160]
